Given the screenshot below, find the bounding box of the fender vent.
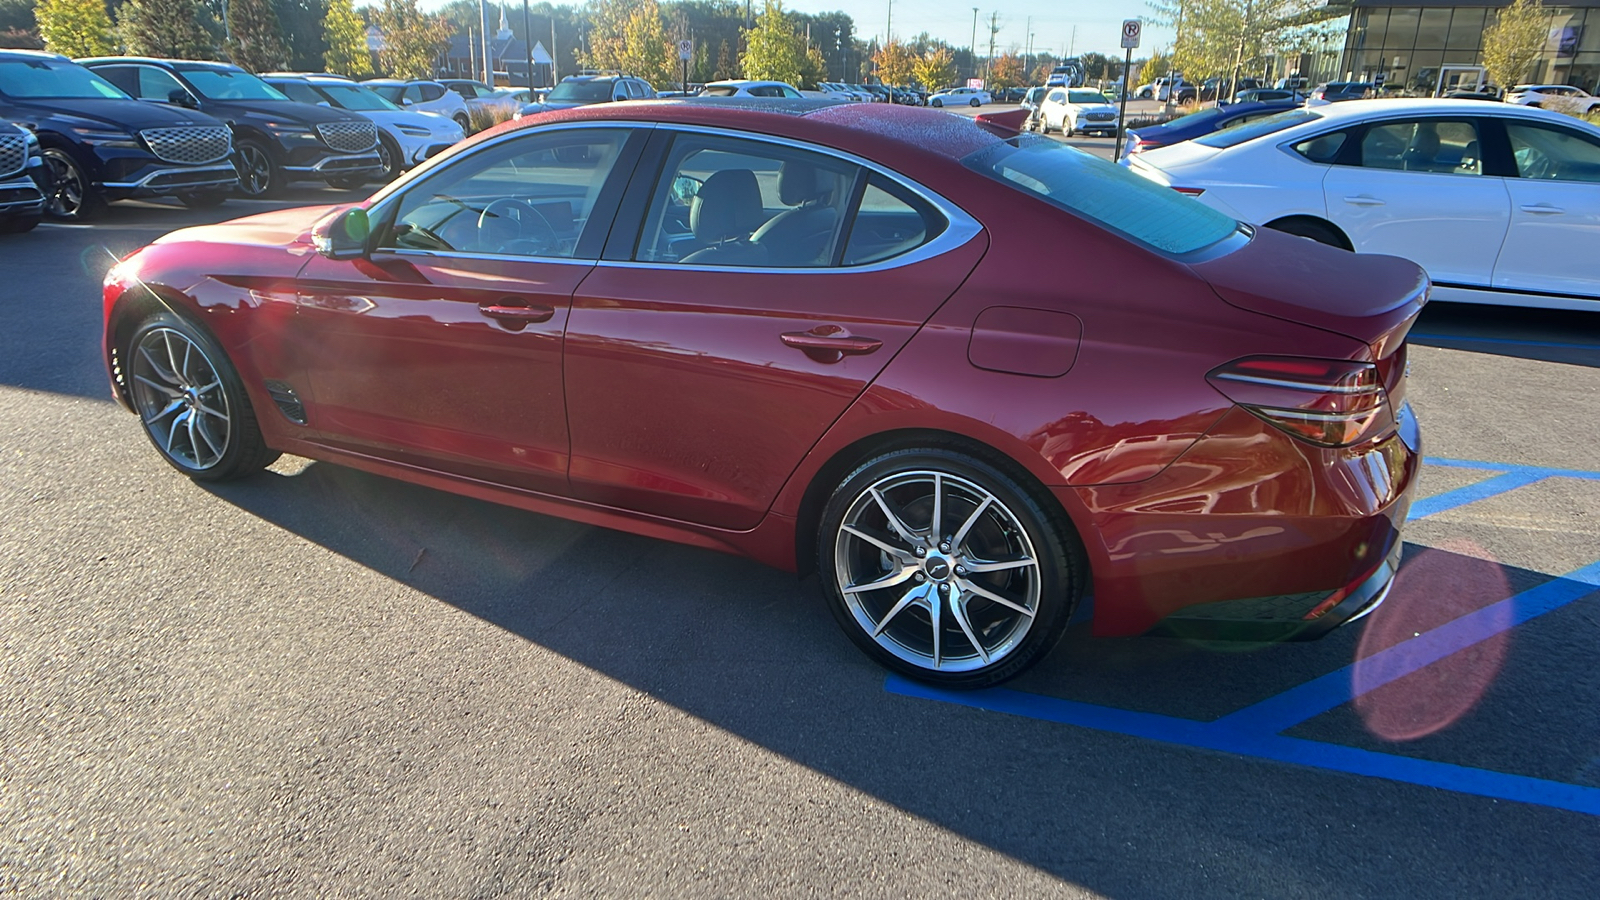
[263,380,307,425]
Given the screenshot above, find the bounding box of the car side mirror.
[614,94,626,102]
[670,174,702,205]
[313,207,371,260]
[401,97,415,106]
[317,100,331,107]
[168,89,197,109]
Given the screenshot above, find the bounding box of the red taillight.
[1171,186,1206,196]
[1207,356,1394,448]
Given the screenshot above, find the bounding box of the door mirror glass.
[314,207,370,260]
[167,89,196,108]
[670,174,702,205]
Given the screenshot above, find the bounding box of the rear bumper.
[1060,404,1421,638]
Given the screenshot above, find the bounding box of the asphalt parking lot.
[2,163,1598,895]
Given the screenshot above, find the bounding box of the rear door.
[1492,118,1600,300]
[1321,116,1510,287]
[563,129,986,529]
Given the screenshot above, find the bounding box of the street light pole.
[523,0,532,89]
[970,8,979,81]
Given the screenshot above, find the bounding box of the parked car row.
[0,49,481,227]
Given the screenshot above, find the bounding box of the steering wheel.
[476,198,559,254]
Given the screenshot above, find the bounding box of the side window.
[378,128,632,259]
[136,67,187,103]
[402,84,425,104]
[781,86,801,98]
[1358,119,1481,174]
[623,80,646,99]
[841,177,946,266]
[420,84,445,101]
[1506,122,1600,182]
[90,65,135,95]
[634,134,859,268]
[1048,90,1065,103]
[1293,130,1350,163]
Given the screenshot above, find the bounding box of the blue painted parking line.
[890,458,1600,814]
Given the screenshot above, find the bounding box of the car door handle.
[1342,195,1386,207]
[781,329,883,363]
[1519,204,1564,215]
[479,300,555,324]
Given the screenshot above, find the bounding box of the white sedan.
[1037,87,1120,136]
[1127,99,1600,310]
[700,80,803,99]
[928,87,991,108]
[1504,84,1600,114]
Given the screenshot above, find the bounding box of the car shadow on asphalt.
[1413,303,1600,368]
[198,457,1598,898]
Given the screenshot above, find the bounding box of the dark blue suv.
[0,50,239,219]
[82,57,383,198]
[0,119,47,232]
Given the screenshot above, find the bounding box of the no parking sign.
[1121,19,1141,50]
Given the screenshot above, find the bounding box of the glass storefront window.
[1445,8,1487,57]
[1386,9,1421,52]
[1417,9,1452,51]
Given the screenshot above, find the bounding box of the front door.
[1492,119,1600,301]
[293,125,644,493]
[565,130,986,529]
[1322,116,1510,288]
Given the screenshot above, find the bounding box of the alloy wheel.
[235,143,272,196]
[44,151,87,218]
[833,470,1042,673]
[129,327,233,471]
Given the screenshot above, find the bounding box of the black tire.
[376,133,402,181]
[0,214,40,233]
[970,98,981,107]
[931,98,943,108]
[232,138,280,199]
[817,447,1084,688]
[1266,217,1351,251]
[1064,119,1076,137]
[178,190,228,209]
[125,311,279,481]
[41,148,105,221]
[453,113,471,133]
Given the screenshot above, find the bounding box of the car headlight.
[397,125,431,137]
[263,122,316,137]
[69,126,140,148]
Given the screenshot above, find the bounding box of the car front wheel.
[233,139,280,198]
[42,149,104,220]
[126,313,279,480]
[818,448,1083,688]
[931,98,943,107]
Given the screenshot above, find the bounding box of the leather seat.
[680,169,769,266]
[752,160,840,267]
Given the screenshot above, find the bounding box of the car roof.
[78,56,241,71]
[0,49,69,62]
[510,100,1008,163]
[1304,97,1590,121]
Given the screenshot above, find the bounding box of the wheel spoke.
[193,415,224,460]
[868,487,920,546]
[930,472,943,541]
[842,524,911,560]
[193,401,228,421]
[949,592,991,664]
[142,398,183,426]
[179,340,193,383]
[957,578,1035,618]
[842,564,918,595]
[872,583,929,637]
[163,331,181,381]
[132,374,181,399]
[138,344,179,384]
[163,410,186,454]
[963,555,1037,574]
[949,495,993,553]
[929,585,943,668]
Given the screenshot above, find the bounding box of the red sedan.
[102,100,1424,687]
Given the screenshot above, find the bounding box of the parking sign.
[679,40,693,61]
[1121,19,1141,50]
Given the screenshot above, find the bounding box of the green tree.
[1482,0,1548,91]
[322,0,372,76]
[583,0,675,88]
[37,0,117,57]
[374,0,449,80]
[226,0,290,72]
[118,0,218,58]
[740,0,803,87]
[798,44,826,89]
[714,38,735,80]
[872,39,916,87]
[275,0,330,73]
[1148,0,1340,97]
[912,46,956,91]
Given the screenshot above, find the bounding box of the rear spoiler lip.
[973,107,1030,136]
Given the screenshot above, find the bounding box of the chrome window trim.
[607,122,982,274]
[364,119,983,273]
[383,248,598,268]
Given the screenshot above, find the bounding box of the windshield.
[369,84,403,102]
[966,135,1238,255]
[316,83,397,111]
[1067,90,1111,104]
[177,66,289,101]
[0,60,128,100]
[1195,109,1321,148]
[547,80,613,102]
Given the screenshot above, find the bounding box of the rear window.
[1195,109,1321,148]
[965,135,1238,255]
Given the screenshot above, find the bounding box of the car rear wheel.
[126,313,278,481]
[970,98,981,107]
[453,113,471,133]
[42,149,104,221]
[376,133,402,181]
[233,139,280,199]
[1064,118,1076,137]
[818,448,1082,688]
[1266,217,1352,251]
[931,98,943,108]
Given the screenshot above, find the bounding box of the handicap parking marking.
[888,457,1600,816]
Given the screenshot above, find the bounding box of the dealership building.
[1338,1,1600,92]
